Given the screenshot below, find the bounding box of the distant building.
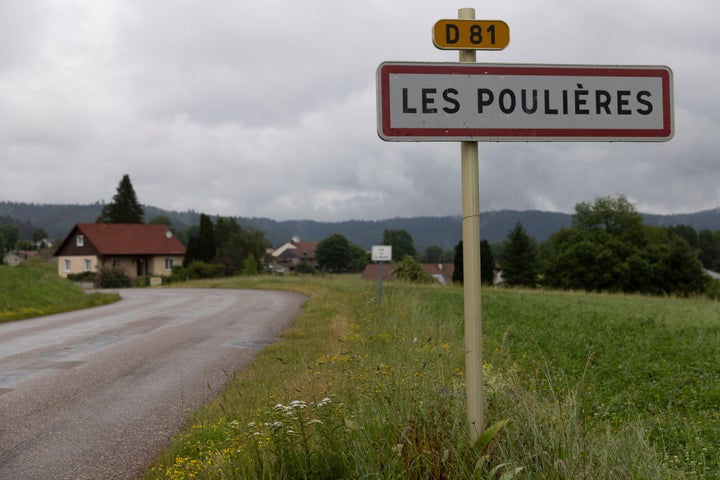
[54,223,186,279]
[361,263,455,284]
[269,236,318,272]
[3,250,39,267]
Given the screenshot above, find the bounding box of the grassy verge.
[144,275,720,479]
[0,259,120,322]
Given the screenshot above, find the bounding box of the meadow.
[0,259,119,322]
[141,275,720,479]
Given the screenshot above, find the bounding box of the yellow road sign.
[433,20,509,50]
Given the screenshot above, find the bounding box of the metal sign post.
[372,245,392,305]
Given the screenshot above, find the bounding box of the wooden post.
[459,7,485,444]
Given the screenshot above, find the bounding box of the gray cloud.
[1,0,719,222]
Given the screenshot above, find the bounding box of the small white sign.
[372,245,392,262]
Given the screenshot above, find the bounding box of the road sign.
[376,62,674,142]
[433,20,509,50]
[371,245,392,262]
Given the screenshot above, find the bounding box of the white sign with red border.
[376,62,673,142]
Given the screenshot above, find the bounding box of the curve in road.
[0,288,305,480]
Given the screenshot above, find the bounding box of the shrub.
[170,261,225,281]
[293,259,317,274]
[393,254,434,283]
[241,254,258,275]
[67,271,96,282]
[95,266,132,288]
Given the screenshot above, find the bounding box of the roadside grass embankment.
[0,259,119,322]
[145,275,719,479]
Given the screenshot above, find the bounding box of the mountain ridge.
[1,201,719,252]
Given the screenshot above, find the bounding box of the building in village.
[54,223,185,279]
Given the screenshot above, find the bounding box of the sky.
[1,0,718,222]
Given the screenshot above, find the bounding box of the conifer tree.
[184,214,216,265]
[502,222,537,287]
[97,174,144,223]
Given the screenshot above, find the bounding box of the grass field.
[140,275,720,479]
[0,259,120,322]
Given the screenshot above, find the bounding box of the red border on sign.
[377,63,673,141]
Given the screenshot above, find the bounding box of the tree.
[541,195,710,295]
[32,228,48,243]
[698,229,720,271]
[0,225,19,252]
[316,234,352,272]
[452,241,463,283]
[667,225,698,249]
[572,195,643,238]
[382,229,417,260]
[148,215,174,229]
[347,242,370,272]
[215,223,269,274]
[97,174,145,223]
[394,254,434,283]
[502,222,537,287]
[184,214,216,265]
[451,239,496,285]
[480,239,496,285]
[652,237,709,296]
[241,254,259,275]
[422,245,444,263]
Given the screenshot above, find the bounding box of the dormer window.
[76,234,84,247]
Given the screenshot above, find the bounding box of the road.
[0,288,305,480]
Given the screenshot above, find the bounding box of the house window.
[165,257,174,270]
[64,259,71,272]
[84,259,92,272]
[76,235,84,247]
[112,259,120,268]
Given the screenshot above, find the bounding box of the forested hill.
[2,201,720,251]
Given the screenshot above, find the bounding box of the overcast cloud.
[1,0,718,221]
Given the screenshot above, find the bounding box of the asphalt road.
[0,288,305,480]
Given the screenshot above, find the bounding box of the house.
[361,263,456,284]
[54,223,186,279]
[269,236,318,272]
[3,250,39,267]
[3,249,53,267]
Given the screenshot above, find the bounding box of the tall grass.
[0,259,119,322]
[143,276,717,479]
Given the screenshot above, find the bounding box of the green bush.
[293,259,317,274]
[393,254,434,283]
[67,271,96,282]
[170,261,225,282]
[95,266,132,288]
[241,254,258,275]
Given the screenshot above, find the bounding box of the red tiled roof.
[361,263,455,283]
[73,223,186,255]
[289,242,317,259]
